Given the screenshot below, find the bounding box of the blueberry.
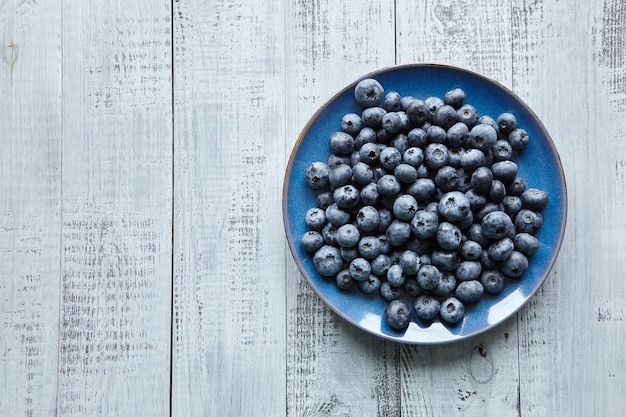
[508,128,529,150]
[434,166,460,192]
[407,127,428,147]
[514,232,540,256]
[514,209,543,234]
[444,88,466,109]
[313,245,344,277]
[465,189,487,211]
[417,264,442,290]
[377,208,393,233]
[433,104,458,130]
[335,269,354,290]
[499,251,529,278]
[431,249,460,272]
[492,139,514,162]
[329,163,353,187]
[436,221,463,251]
[358,142,380,165]
[461,240,483,260]
[386,219,412,247]
[425,96,444,119]
[341,113,363,136]
[352,161,375,185]
[439,297,466,324]
[321,222,338,245]
[406,178,436,202]
[467,223,490,247]
[460,148,485,171]
[356,205,379,232]
[406,99,429,127]
[384,91,403,112]
[370,253,392,276]
[354,78,384,108]
[355,126,377,149]
[394,163,418,183]
[386,264,407,287]
[377,174,402,197]
[301,231,324,252]
[360,182,380,206]
[481,210,514,239]
[404,279,423,297]
[496,112,517,134]
[316,191,334,210]
[380,282,402,301]
[399,250,420,275]
[305,207,327,230]
[361,107,387,128]
[304,161,331,190]
[401,96,417,111]
[384,299,412,330]
[480,270,505,294]
[358,275,382,294]
[455,260,482,281]
[521,188,549,211]
[488,180,506,203]
[502,195,523,216]
[349,257,372,281]
[377,234,392,255]
[455,168,472,193]
[507,176,526,196]
[413,295,441,321]
[329,131,355,155]
[340,246,359,262]
[470,166,494,193]
[474,202,505,222]
[446,122,470,148]
[438,191,471,222]
[357,235,382,260]
[379,146,402,170]
[327,154,351,169]
[431,273,457,297]
[333,185,360,210]
[488,237,514,262]
[424,143,450,169]
[447,147,464,167]
[336,223,361,248]
[391,133,409,153]
[469,124,497,151]
[427,125,447,143]
[410,209,440,239]
[382,112,404,134]
[455,280,484,304]
[491,160,518,182]
[456,104,479,127]
[392,194,418,221]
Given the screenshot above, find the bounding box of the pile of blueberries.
[300,77,548,330]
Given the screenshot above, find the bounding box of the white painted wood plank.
[58,1,173,416]
[0,2,62,416]
[395,1,521,415]
[171,1,287,416]
[513,0,626,415]
[284,1,402,416]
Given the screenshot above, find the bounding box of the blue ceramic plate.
[283,64,567,344]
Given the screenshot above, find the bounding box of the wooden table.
[1,0,624,415]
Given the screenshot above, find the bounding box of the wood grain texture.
[513,0,626,415]
[0,1,62,416]
[395,1,521,416]
[284,1,402,416]
[171,1,287,416]
[58,1,173,416]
